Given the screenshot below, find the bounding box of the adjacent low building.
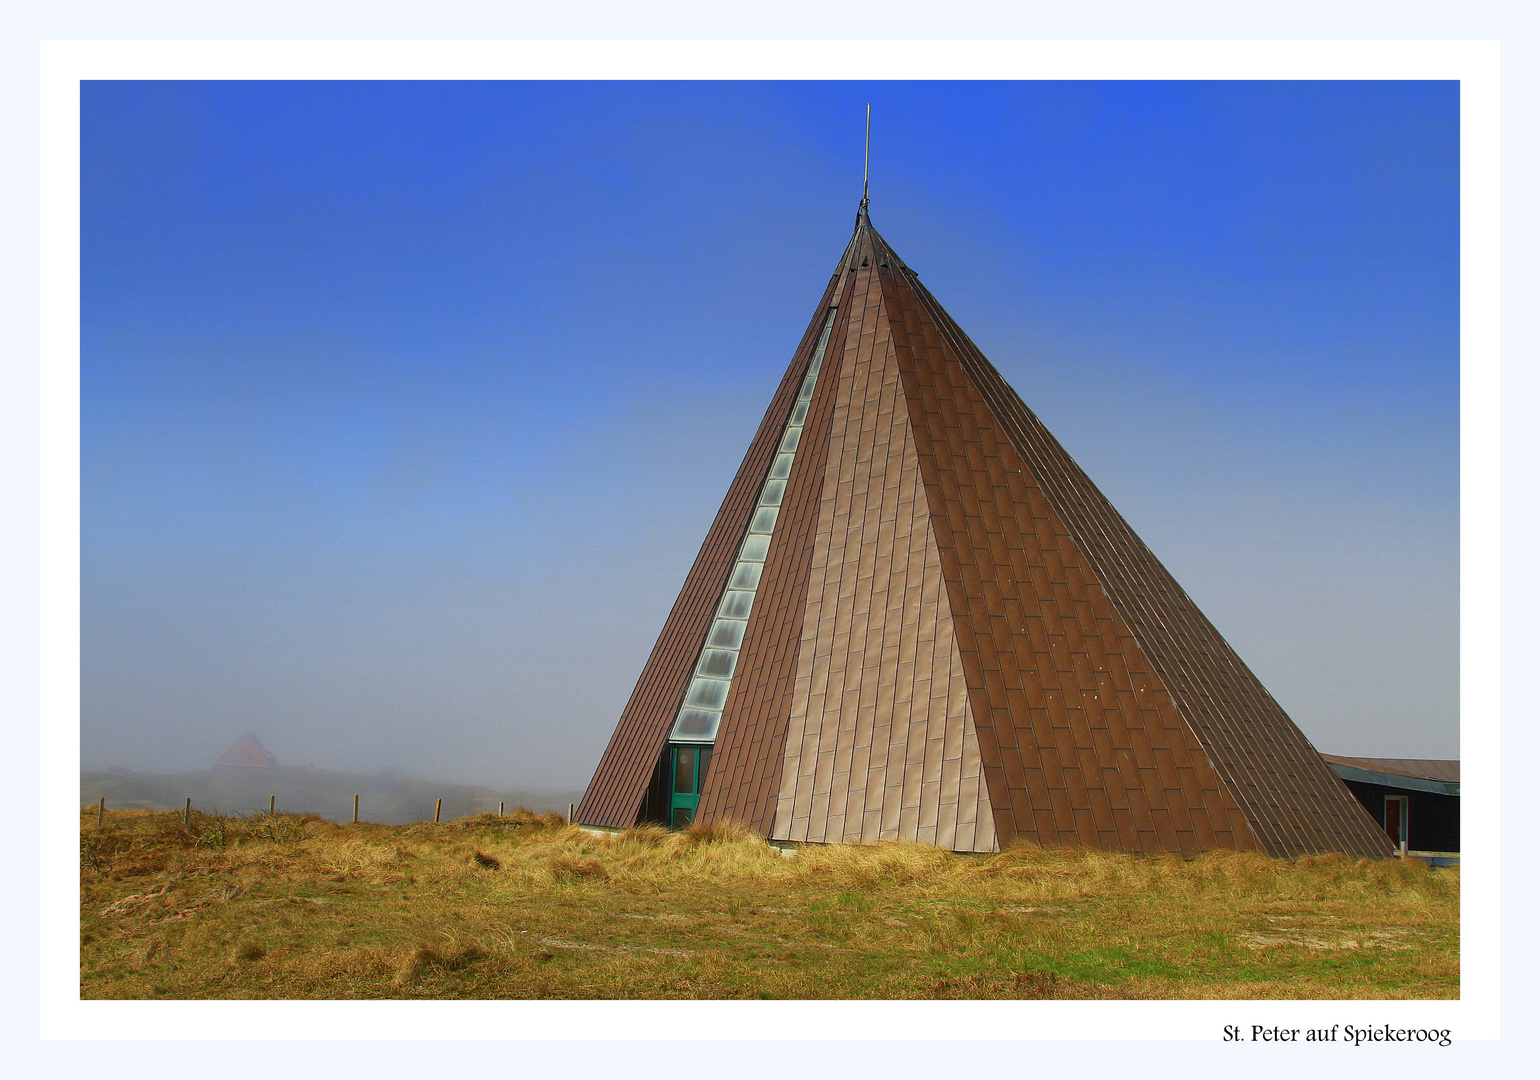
[1321,755,1460,864]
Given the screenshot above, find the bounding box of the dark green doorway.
[669,744,712,829]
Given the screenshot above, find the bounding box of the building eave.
[1328,763,1460,797]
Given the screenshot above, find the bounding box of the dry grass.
[79,808,1458,1000]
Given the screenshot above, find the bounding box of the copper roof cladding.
[578,210,1396,859]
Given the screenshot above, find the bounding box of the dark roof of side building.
[1320,755,1459,796]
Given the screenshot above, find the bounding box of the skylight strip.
[668,306,839,744]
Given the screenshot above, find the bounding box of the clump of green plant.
[192,818,230,849]
[80,835,108,873]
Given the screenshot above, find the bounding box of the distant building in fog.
[214,732,277,773]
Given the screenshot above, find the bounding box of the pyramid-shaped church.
[577,207,1393,860]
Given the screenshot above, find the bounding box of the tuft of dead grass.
[393,941,491,989]
[683,818,755,845]
[623,824,672,846]
[794,839,959,890]
[548,853,610,883]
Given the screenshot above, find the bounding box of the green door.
[668,744,712,829]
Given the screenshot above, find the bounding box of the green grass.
[79,808,1459,1000]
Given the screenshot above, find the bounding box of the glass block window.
[748,507,779,534]
[738,533,771,562]
[727,562,763,591]
[706,618,747,649]
[758,478,787,507]
[718,591,755,619]
[672,709,721,741]
[697,649,739,678]
[684,677,729,711]
[668,304,839,744]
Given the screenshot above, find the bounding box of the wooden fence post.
[97,796,105,827]
[184,797,191,827]
[569,803,574,824]
[353,794,359,825]
[498,801,504,817]
[434,798,442,824]
[269,795,275,816]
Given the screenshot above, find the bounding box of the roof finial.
[859,103,871,217]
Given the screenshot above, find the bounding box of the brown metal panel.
[1066,707,1094,750]
[1088,789,1115,833]
[1062,766,1091,809]
[1111,808,1138,848]
[1070,809,1099,843]
[1153,748,1181,792]
[1166,797,1195,835]
[1189,806,1218,848]
[1007,786,1036,830]
[1036,745,1066,791]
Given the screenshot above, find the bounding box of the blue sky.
[80,80,1458,790]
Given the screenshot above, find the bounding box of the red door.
[1383,796,1409,853]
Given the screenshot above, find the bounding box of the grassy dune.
[80,808,1458,1000]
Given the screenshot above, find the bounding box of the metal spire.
[859,103,871,217]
